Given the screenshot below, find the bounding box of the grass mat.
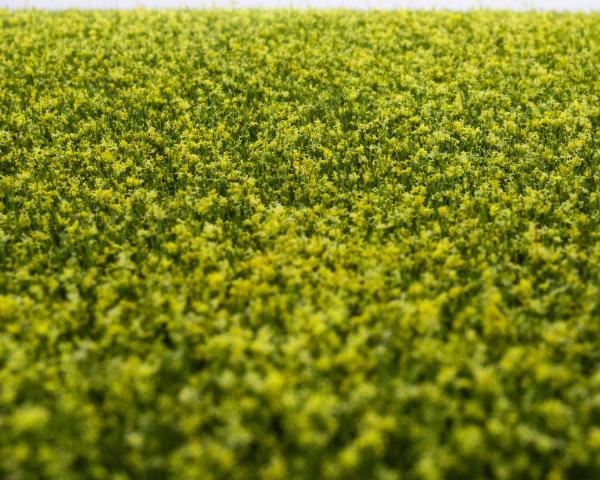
[1,10,599,479]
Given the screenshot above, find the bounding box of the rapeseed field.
[0,9,599,480]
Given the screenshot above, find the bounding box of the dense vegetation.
[0,9,599,480]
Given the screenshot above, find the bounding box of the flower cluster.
[0,9,599,480]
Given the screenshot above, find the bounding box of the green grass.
[0,9,599,480]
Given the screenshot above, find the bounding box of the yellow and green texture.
[0,9,599,479]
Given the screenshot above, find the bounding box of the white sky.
[2,0,599,10]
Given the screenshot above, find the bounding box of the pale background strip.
[2,0,599,11]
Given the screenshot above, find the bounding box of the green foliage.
[0,9,599,480]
